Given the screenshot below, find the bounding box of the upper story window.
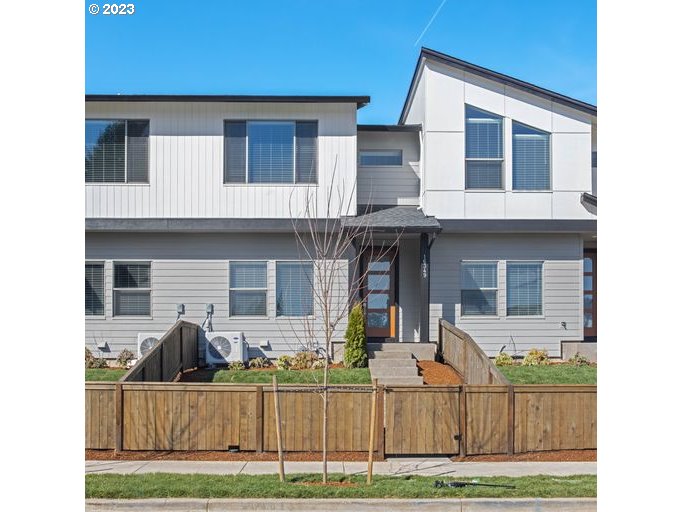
[85,120,149,183]
[512,122,550,190]
[359,150,402,167]
[465,105,504,189]
[224,120,318,184]
[461,262,498,316]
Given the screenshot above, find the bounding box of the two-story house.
[85,48,597,361]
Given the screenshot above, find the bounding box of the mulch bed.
[452,449,596,462]
[418,360,463,385]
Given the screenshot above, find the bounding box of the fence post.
[255,385,264,453]
[377,384,385,460]
[458,385,467,457]
[507,384,515,455]
[114,382,123,452]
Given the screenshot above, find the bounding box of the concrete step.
[377,376,424,386]
[368,358,416,369]
[367,343,415,352]
[370,366,419,378]
[368,350,415,359]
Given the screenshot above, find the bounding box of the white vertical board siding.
[85,233,349,358]
[409,62,596,220]
[429,234,583,357]
[357,131,420,206]
[85,102,357,219]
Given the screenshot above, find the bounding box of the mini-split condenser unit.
[136,332,164,358]
[205,331,248,366]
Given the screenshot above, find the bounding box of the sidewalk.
[85,497,597,511]
[86,458,597,477]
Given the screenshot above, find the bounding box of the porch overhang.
[342,206,442,234]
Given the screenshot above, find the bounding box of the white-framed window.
[85,119,149,183]
[465,105,504,189]
[359,150,402,167]
[461,261,498,316]
[506,261,543,316]
[224,120,318,184]
[512,121,551,190]
[85,262,105,316]
[113,262,151,316]
[276,261,314,317]
[229,261,268,316]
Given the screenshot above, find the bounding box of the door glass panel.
[584,294,593,310]
[367,293,389,309]
[368,274,390,291]
[584,312,593,328]
[583,276,593,291]
[583,257,593,273]
[368,261,390,271]
[368,312,389,328]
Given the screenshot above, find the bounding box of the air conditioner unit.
[137,332,164,358]
[205,331,248,366]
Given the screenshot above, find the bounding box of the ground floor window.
[85,262,104,316]
[276,262,314,316]
[113,262,151,316]
[229,261,267,316]
[506,262,543,316]
[461,261,498,315]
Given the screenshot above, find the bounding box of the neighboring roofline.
[86,94,370,108]
[438,219,597,234]
[85,218,344,233]
[357,124,421,132]
[399,47,597,124]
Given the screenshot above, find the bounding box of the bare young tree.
[286,159,401,483]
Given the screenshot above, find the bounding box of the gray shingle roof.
[342,206,441,233]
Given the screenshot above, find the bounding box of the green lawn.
[197,368,371,384]
[86,473,596,499]
[85,369,127,381]
[498,364,597,385]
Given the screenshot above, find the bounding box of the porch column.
[419,233,430,343]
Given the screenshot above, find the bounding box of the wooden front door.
[583,250,597,339]
[361,249,397,340]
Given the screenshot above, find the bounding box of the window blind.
[512,122,550,190]
[126,120,149,183]
[507,262,543,316]
[295,121,318,183]
[276,262,313,316]
[230,262,267,316]
[113,263,151,316]
[224,121,247,183]
[85,263,104,316]
[461,262,497,315]
[114,264,150,288]
[465,105,503,189]
[85,120,126,183]
[248,122,295,183]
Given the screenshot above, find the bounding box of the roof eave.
[86,94,371,108]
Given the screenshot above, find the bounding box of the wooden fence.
[85,382,595,456]
[438,319,510,385]
[120,320,199,383]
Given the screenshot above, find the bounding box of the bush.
[275,355,292,370]
[495,352,514,366]
[291,351,319,370]
[85,347,109,368]
[85,347,94,367]
[116,349,135,368]
[344,303,368,368]
[522,348,550,366]
[228,360,246,371]
[311,359,325,370]
[568,352,591,366]
[249,356,271,369]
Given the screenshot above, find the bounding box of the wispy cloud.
[414,0,449,47]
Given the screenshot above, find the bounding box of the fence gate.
[384,386,460,455]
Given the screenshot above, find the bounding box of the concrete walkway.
[85,497,597,511]
[85,458,596,477]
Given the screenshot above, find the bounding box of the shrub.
[85,347,109,368]
[311,359,325,370]
[568,352,591,366]
[275,355,292,370]
[291,351,319,370]
[85,347,94,367]
[344,302,368,368]
[522,348,550,366]
[116,349,135,368]
[249,356,271,369]
[228,360,246,371]
[495,352,514,366]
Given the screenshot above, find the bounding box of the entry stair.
[367,343,423,385]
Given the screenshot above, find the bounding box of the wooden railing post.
[114,382,123,452]
[507,384,515,455]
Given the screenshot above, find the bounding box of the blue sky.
[86,0,596,124]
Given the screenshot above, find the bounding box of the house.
[85,48,596,362]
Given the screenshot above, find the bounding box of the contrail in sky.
[414,0,449,46]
